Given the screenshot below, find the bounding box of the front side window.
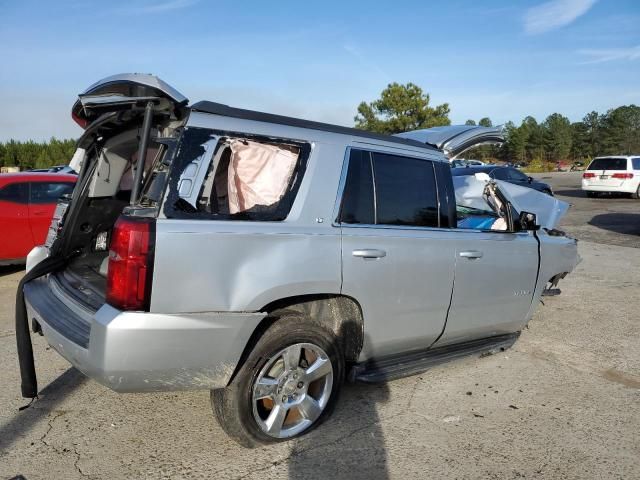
[0,182,28,204]
[30,182,74,204]
[339,149,439,228]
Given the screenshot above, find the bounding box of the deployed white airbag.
[227,140,299,214]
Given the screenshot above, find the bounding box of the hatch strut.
[130,101,155,205]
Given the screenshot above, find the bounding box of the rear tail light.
[612,173,634,179]
[106,216,155,311]
[71,111,88,129]
[582,172,595,179]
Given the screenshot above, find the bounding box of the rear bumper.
[581,180,638,193]
[24,276,264,392]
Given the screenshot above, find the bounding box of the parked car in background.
[29,165,77,174]
[451,165,553,195]
[581,156,640,198]
[0,172,76,264]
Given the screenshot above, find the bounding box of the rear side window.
[632,158,640,170]
[588,158,628,171]
[164,128,310,221]
[491,168,508,180]
[30,182,74,204]
[507,168,529,181]
[339,149,440,228]
[0,182,28,204]
[372,153,439,227]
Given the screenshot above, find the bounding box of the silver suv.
[17,74,579,447]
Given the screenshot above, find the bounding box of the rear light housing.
[106,216,155,311]
[582,172,595,179]
[612,173,634,179]
[71,111,88,129]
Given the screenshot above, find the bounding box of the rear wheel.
[212,313,344,447]
[632,186,640,200]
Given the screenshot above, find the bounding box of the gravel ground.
[1,172,638,479]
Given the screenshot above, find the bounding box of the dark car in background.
[452,165,553,195]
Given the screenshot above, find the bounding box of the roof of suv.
[190,101,438,151]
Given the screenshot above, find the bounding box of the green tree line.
[0,138,77,170]
[356,82,640,165]
[2,83,639,170]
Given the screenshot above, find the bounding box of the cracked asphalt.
[1,172,639,479]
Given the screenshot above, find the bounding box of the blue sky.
[0,0,638,140]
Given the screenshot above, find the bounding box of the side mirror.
[527,176,533,183]
[519,211,540,231]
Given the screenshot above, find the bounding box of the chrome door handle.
[352,249,386,259]
[459,250,483,259]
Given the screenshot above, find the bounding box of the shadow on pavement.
[0,367,86,455]
[0,265,24,277]
[589,213,640,236]
[288,369,391,479]
[554,189,588,198]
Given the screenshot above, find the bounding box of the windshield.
[588,158,628,171]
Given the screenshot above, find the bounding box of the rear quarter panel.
[151,137,346,313]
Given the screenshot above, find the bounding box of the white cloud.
[118,0,199,15]
[524,0,597,35]
[578,45,640,64]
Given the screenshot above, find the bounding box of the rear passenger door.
[0,181,33,259]
[28,181,75,245]
[338,149,456,360]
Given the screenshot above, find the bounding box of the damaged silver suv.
[17,74,579,447]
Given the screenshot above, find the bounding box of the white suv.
[582,156,640,198]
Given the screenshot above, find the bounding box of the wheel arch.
[226,294,364,385]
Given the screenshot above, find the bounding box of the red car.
[0,172,76,265]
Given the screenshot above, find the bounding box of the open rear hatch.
[394,125,505,158]
[71,73,188,129]
[49,74,189,309]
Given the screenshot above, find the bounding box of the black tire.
[632,186,640,200]
[211,312,344,447]
[586,191,597,198]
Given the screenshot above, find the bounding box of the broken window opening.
[167,129,309,222]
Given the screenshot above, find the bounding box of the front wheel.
[212,313,344,447]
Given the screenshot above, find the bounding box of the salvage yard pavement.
[1,172,639,479]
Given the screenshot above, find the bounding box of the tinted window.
[632,158,640,170]
[588,158,628,171]
[491,168,508,180]
[30,182,74,204]
[339,149,375,224]
[507,168,529,181]
[0,182,28,204]
[372,153,439,228]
